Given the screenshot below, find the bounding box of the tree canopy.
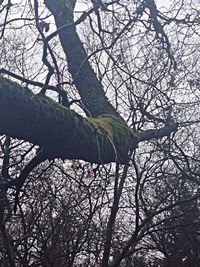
[1,0,200,266]
[0,0,177,166]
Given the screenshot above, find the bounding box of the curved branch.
[6,151,47,212]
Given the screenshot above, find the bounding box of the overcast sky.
[74,0,171,13]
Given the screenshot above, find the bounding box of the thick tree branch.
[0,77,136,164]
[0,0,177,171]
[0,77,177,165]
[138,120,177,142]
[44,0,119,118]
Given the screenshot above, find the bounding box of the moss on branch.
[0,77,137,164]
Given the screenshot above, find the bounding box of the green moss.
[0,76,22,89]
[86,114,136,143]
[0,76,138,163]
[85,114,138,163]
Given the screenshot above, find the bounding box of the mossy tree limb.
[0,0,177,199]
[0,78,136,164]
[0,78,177,165]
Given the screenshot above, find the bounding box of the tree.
[0,0,177,165]
[1,0,200,266]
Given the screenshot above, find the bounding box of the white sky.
[74,0,171,11]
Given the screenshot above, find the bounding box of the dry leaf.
[194,16,200,24]
[111,27,118,37]
[71,160,81,170]
[38,21,50,33]
[168,74,176,87]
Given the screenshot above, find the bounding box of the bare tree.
[1,0,200,266]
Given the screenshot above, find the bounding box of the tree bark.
[0,0,177,167]
[0,77,136,164]
[0,75,177,165]
[44,0,119,118]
